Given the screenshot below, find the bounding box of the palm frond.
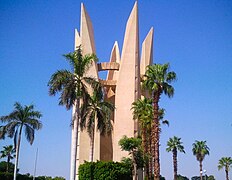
[0,126,7,139]
[24,125,35,145]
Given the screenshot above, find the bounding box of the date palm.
[80,88,114,162]
[131,98,153,179]
[0,102,42,180]
[142,63,176,180]
[218,157,232,180]
[192,140,210,180]
[48,47,97,180]
[0,145,15,172]
[166,136,185,180]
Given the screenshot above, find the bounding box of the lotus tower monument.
[70,2,154,180]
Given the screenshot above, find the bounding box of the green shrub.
[78,161,132,180]
[0,161,15,173]
[0,172,13,180]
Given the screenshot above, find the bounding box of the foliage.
[160,175,166,180]
[36,176,65,180]
[81,87,114,136]
[0,172,13,180]
[166,137,185,180]
[119,136,144,179]
[191,175,215,180]
[192,140,210,162]
[0,102,42,144]
[78,161,132,180]
[0,145,16,172]
[80,87,114,161]
[0,161,16,173]
[48,47,98,180]
[0,172,65,180]
[0,102,42,180]
[218,156,232,170]
[0,145,15,161]
[207,175,216,180]
[142,63,176,180]
[166,136,185,153]
[177,174,189,180]
[48,46,98,110]
[119,136,141,152]
[142,63,177,97]
[218,157,232,180]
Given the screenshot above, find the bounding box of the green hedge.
[0,172,33,180]
[78,161,132,180]
[0,172,65,180]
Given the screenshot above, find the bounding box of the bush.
[0,161,15,173]
[78,161,132,180]
[0,172,65,180]
[0,172,13,180]
[177,174,189,180]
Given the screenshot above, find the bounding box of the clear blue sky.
[0,0,232,179]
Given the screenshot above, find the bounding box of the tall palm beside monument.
[218,157,232,180]
[192,140,210,180]
[166,136,185,180]
[0,145,15,172]
[142,63,176,180]
[0,102,42,180]
[48,47,97,180]
[131,98,153,178]
[81,88,114,162]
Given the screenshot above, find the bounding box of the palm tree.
[0,145,16,172]
[119,136,142,180]
[48,47,98,180]
[166,136,185,180]
[218,157,232,180]
[0,102,42,180]
[142,63,176,180]
[80,88,114,162]
[192,140,210,180]
[131,98,153,179]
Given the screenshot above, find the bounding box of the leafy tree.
[0,145,15,172]
[48,46,98,180]
[0,102,42,180]
[177,174,189,180]
[192,140,210,180]
[191,175,215,180]
[218,157,232,180]
[208,175,216,180]
[166,136,185,180]
[80,88,114,162]
[119,136,142,180]
[142,63,176,180]
[0,161,15,173]
[52,177,65,180]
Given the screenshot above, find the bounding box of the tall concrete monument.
[71,2,154,179]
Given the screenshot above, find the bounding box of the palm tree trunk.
[142,127,149,179]
[7,156,10,173]
[199,160,203,180]
[13,125,23,180]
[148,129,152,180]
[89,113,96,162]
[89,126,95,162]
[173,149,177,180]
[70,99,80,180]
[132,153,138,180]
[225,167,229,180]
[153,91,161,180]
